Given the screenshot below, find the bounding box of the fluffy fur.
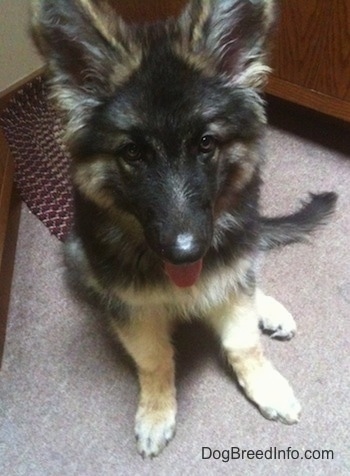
[32,0,337,457]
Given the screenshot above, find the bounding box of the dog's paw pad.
[135,410,176,458]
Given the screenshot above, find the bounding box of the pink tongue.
[164,259,203,288]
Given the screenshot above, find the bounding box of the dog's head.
[32,0,274,286]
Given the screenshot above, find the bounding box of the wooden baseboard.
[266,76,350,123]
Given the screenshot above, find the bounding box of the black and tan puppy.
[32,0,336,457]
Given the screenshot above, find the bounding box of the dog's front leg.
[207,290,301,424]
[114,309,176,457]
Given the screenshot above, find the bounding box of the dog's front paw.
[135,407,176,458]
[242,365,301,425]
[240,364,301,424]
[257,292,297,340]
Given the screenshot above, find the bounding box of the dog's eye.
[199,135,216,153]
[123,143,141,161]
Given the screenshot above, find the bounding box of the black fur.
[259,192,338,250]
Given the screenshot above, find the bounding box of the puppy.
[32,0,337,457]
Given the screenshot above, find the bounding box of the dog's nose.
[160,233,206,264]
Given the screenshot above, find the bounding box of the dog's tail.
[259,192,337,251]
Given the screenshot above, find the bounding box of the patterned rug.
[0,76,73,241]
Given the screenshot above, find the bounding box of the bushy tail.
[259,192,338,251]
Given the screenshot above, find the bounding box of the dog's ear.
[177,0,275,89]
[31,0,140,115]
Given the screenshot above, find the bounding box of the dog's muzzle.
[157,232,206,288]
[147,223,211,288]
[146,227,210,288]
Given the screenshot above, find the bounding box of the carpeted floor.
[1,104,350,475]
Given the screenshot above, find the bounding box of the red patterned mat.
[0,76,73,241]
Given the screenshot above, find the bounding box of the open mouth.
[164,259,203,288]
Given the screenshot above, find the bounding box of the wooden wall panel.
[315,0,350,100]
[114,0,187,22]
[270,0,327,89]
[268,0,350,121]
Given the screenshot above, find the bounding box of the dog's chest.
[115,256,254,317]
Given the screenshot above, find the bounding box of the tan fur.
[213,141,261,219]
[173,1,218,77]
[264,0,276,28]
[73,159,117,209]
[107,269,301,455]
[206,289,301,424]
[80,1,144,88]
[174,0,275,89]
[78,0,121,48]
[112,309,176,456]
[114,256,253,315]
[31,0,143,141]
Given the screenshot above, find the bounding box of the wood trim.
[266,76,350,123]
[0,132,14,261]
[0,191,21,366]
[0,130,21,366]
[0,67,45,110]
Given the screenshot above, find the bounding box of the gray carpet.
[1,111,350,475]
